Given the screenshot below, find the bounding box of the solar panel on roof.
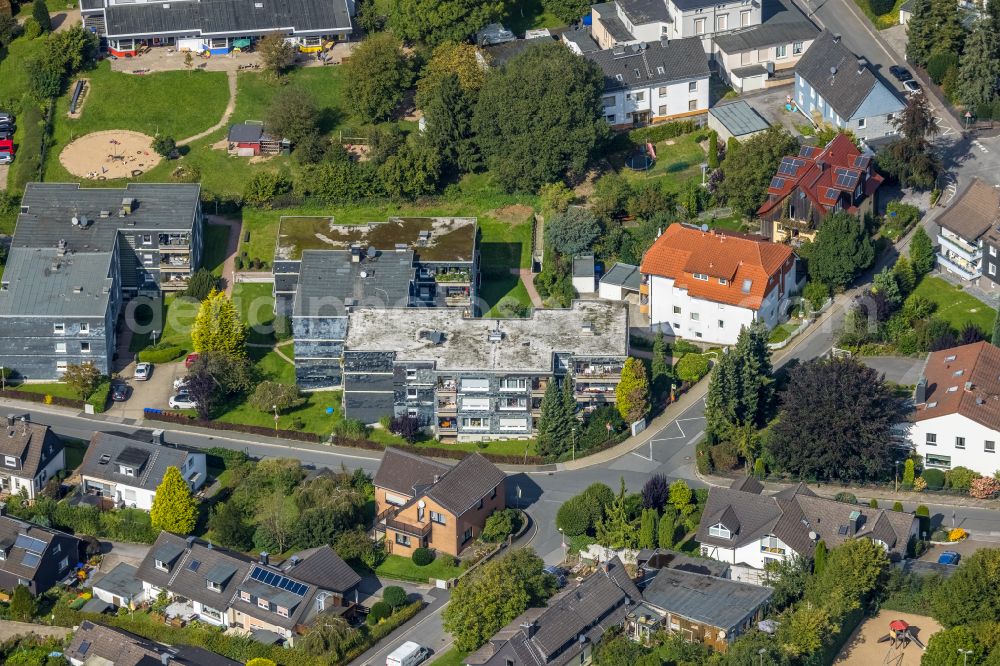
[826,188,840,201]
[770,177,785,189]
[79,641,91,655]
[14,533,45,554]
[249,566,308,597]
[22,552,41,568]
[188,559,201,572]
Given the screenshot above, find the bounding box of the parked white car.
[386,642,428,666]
[134,362,152,381]
[173,376,189,390]
[168,393,197,410]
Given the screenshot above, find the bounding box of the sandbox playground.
[834,611,941,666]
[59,130,162,180]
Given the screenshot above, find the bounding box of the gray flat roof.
[0,248,114,317]
[293,249,414,315]
[709,101,770,136]
[619,0,671,24]
[561,28,600,53]
[93,562,143,600]
[573,255,595,278]
[642,568,773,631]
[344,301,628,372]
[600,262,642,290]
[275,216,476,263]
[13,183,201,252]
[713,0,818,53]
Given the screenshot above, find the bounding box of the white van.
[386,641,428,666]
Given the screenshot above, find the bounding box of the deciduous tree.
[258,33,296,76]
[209,500,253,550]
[9,584,36,621]
[766,358,906,482]
[616,357,650,424]
[540,0,592,23]
[718,126,798,216]
[266,88,320,144]
[474,41,608,192]
[880,92,941,190]
[922,626,985,666]
[545,207,601,256]
[388,0,502,45]
[150,466,198,534]
[249,380,305,413]
[808,211,874,289]
[344,33,410,122]
[64,361,102,399]
[377,135,443,199]
[416,41,487,100]
[191,289,248,357]
[932,548,1000,627]
[641,473,670,510]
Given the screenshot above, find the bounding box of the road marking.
[973,140,990,154]
[935,117,955,136]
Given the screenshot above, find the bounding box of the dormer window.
[258,598,270,610]
[277,606,289,618]
[4,456,16,467]
[240,591,251,602]
[155,559,168,572]
[693,272,708,281]
[119,465,134,477]
[708,523,731,539]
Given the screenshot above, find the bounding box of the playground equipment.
[877,620,926,664]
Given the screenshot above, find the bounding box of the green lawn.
[907,276,997,332]
[233,282,278,346]
[10,382,80,400]
[768,321,800,344]
[503,0,565,34]
[616,134,706,193]
[483,278,532,317]
[64,439,88,471]
[232,68,350,130]
[431,648,469,666]
[214,389,340,435]
[0,36,48,103]
[43,62,229,181]
[704,214,747,232]
[203,223,232,276]
[375,554,467,583]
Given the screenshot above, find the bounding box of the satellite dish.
[418,500,425,508]
[359,270,368,278]
[809,531,818,541]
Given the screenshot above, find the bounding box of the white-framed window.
[708,523,731,539]
[258,598,270,610]
[79,323,90,334]
[240,591,251,602]
[956,436,966,449]
[142,234,152,244]
[210,37,228,48]
[688,81,697,93]
[987,440,996,453]
[406,388,418,398]
[277,606,289,618]
[385,492,407,506]
[741,9,750,25]
[658,86,667,96]
[718,278,728,285]
[500,397,526,410]
[673,306,682,314]
[460,378,490,392]
[407,407,418,418]
[431,511,446,525]
[718,320,725,328]
[462,417,489,430]
[693,273,708,281]
[775,44,787,58]
[56,361,68,373]
[53,323,65,335]
[406,368,417,379]
[55,342,67,354]
[462,397,490,411]
[58,556,69,571]
[992,246,998,257]
[793,41,803,54]
[716,14,727,30]
[991,264,997,276]
[690,313,700,321]
[499,416,528,430]
[606,114,616,123]
[462,527,474,543]
[395,533,411,547]
[81,342,91,353]
[857,118,866,129]
[634,91,645,102]
[155,559,168,572]
[688,99,698,111]
[695,17,705,33]
[500,377,527,391]
[925,454,951,469]
[207,580,221,592]
[926,433,937,446]
[4,455,15,467]
[602,95,615,107]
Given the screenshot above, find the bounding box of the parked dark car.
[543,565,567,588]
[111,383,130,401]
[889,65,912,82]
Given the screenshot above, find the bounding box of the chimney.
[6,415,13,428]
[856,57,866,74]
[915,377,927,403]
[433,474,441,484]
[848,510,861,536]
[521,620,538,638]
[160,652,171,666]
[965,381,974,391]
[601,561,611,573]
[832,33,841,43]
[260,552,269,566]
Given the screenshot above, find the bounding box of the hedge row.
[628,119,699,144]
[144,411,323,442]
[87,381,111,414]
[331,436,548,466]
[138,344,186,363]
[0,389,82,409]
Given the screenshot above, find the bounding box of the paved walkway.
[178,70,237,146]
[207,216,242,296]
[515,268,544,307]
[0,621,71,642]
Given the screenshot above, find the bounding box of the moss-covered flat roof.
[275,216,478,263]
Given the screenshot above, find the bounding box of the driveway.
[860,356,927,385]
[104,360,185,422]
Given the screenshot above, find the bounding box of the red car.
[184,353,200,368]
[0,139,13,154]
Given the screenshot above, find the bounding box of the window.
[431,511,446,525]
[53,323,65,335]
[991,264,997,277]
[460,378,490,392]
[695,17,706,34]
[407,408,418,418]
[741,279,753,294]
[462,397,490,411]
[688,81,697,93]
[463,417,489,430]
[987,441,996,453]
[55,342,66,354]
[718,320,725,328]
[690,313,699,321]
[793,41,803,54]
[406,388,418,398]
[709,523,731,539]
[695,332,703,338]
[775,44,787,58]
[417,505,425,522]
[992,246,998,257]
[142,235,152,244]
[207,580,221,592]
[857,118,866,129]
[395,533,411,547]
[718,278,728,285]
[500,377,527,391]
[57,361,68,373]
[240,591,251,602]
[741,9,751,25]
[406,368,417,379]
[385,492,407,506]
[81,342,91,353]
[637,91,647,102]
[693,272,708,281]
[606,114,616,123]
[499,416,527,430]
[500,397,526,410]
[688,99,698,111]
[658,86,667,96]
[258,598,270,610]
[673,306,682,314]
[79,323,89,334]
[477,498,484,510]
[926,433,937,446]
[4,456,15,467]
[658,105,667,115]
[155,559,168,572]
[277,606,289,618]
[956,436,966,449]
[58,557,69,571]
[462,527,474,543]
[716,14,727,30]
[602,95,615,107]
[925,454,951,469]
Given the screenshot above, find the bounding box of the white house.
[697,478,919,570]
[77,432,206,511]
[591,0,764,50]
[585,38,710,128]
[638,224,799,345]
[573,255,597,294]
[0,416,65,500]
[907,341,1000,476]
[599,263,642,302]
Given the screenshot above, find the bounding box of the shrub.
[152,135,176,157]
[709,443,738,470]
[930,528,949,542]
[333,418,369,440]
[367,601,393,625]
[184,268,218,301]
[273,315,292,341]
[482,508,521,543]
[946,466,978,491]
[382,586,407,609]
[696,438,714,474]
[926,52,959,85]
[834,492,857,504]
[672,340,701,356]
[803,281,830,311]
[87,380,111,413]
[970,476,1000,499]
[893,501,904,512]
[867,0,893,15]
[948,527,967,542]
[921,469,945,489]
[411,547,434,566]
[675,353,710,383]
[556,496,591,536]
[389,415,421,443]
[138,344,185,363]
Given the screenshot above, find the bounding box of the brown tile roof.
[937,179,1000,242]
[373,447,450,498]
[0,418,62,479]
[639,224,795,309]
[426,453,506,515]
[914,341,1000,430]
[282,545,361,593]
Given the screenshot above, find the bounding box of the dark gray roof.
[794,30,888,120]
[899,0,914,12]
[713,0,818,53]
[482,35,558,67]
[425,453,507,516]
[342,391,396,425]
[66,620,242,666]
[103,0,352,39]
[13,183,201,252]
[467,557,640,666]
[729,475,765,495]
[672,0,733,10]
[731,64,768,78]
[596,13,634,43]
[641,568,773,632]
[600,263,641,290]
[79,432,201,492]
[573,254,595,278]
[638,550,730,577]
[0,248,114,317]
[373,447,451,497]
[231,563,321,630]
[619,0,670,24]
[561,28,600,53]
[283,546,361,593]
[0,515,80,584]
[93,562,144,601]
[0,419,63,480]
[292,249,415,316]
[81,596,113,613]
[710,101,770,137]
[586,38,710,92]
[227,123,264,143]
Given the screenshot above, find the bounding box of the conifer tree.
[615,357,650,423]
[191,289,248,357]
[595,478,636,549]
[536,379,570,457]
[638,508,658,549]
[150,466,198,535]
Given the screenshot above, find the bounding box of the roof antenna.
[20,416,27,436]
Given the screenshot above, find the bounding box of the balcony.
[936,253,980,281]
[158,234,191,250]
[760,545,786,555]
[575,363,623,378]
[437,400,457,414]
[437,417,457,431]
[160,255,191,269]
[531,380,549,394]
[438,379,457,393]
[434,270,472,284]
[639,304,649,314]
[937,233,981,263]
[385,517,432,539]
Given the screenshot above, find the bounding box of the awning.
[233,38,252,48]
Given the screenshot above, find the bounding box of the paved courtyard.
[741,86,812,137]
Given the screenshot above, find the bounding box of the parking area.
[740,86,812,137]
[918,538,991,564]
[104,360,186,421]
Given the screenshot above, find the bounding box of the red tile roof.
[757,133,883,217]
[914,341,1000,430]
[639,224,795,309]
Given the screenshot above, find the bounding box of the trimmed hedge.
[0,389,82,409]
[87,380,111,413]
[144,411,323,442]
[411,547,434,566]
[922,468,945,490]
[138,344,185,363]
[367,601,392,625]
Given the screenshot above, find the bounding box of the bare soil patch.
[487,204,534,224]
[59,130,162,180]
[835,610,941,666]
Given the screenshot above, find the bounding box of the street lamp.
[272,404,279,434]
[895,460,900,493]
[952,511,957,530]
[958,648,972,666]
[559,527,566,557]
[758,648,767,666]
